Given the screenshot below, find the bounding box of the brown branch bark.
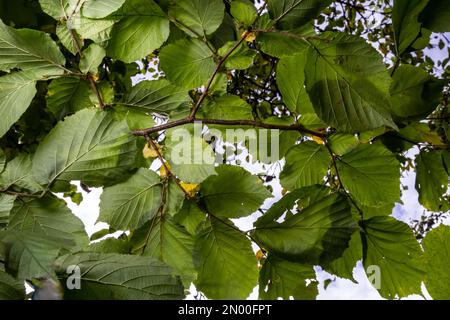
[133,118,327,138]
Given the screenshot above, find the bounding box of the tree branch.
[133,118,327,138]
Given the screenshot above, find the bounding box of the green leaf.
[268,0,332,30]
[174,199,206,235]
[231,0,258,27]
[159,39,216,89]
[122,79,191,114]
[199,95,253,121]
[0,193,15,227]
[80,43,106,74]
[254,186,329,227]
[392,0,430,55]
[218,41,256,70]
[422,225,450,299]
[99,168,162,230]
[88,237,132,254]
[56,21,80,55]
[327,231,362,281]
[258,28,311,58]
[415,150,450,212]
[0,270,25,299]
[194,219,258,299]
[398,123,445,147]
[106,0,170,63]
[32,109,137,187]
[305,33,396,133]
[39,0,85,20]
[113,105,156,131]
[259,255,317,300]
[0,154,42,193]
[8,195,88,249]
[200,165,271,218]
[298,112,327,130]
[360,202,395,219]
[253,187,356,265]
[420,0,450,32]
[0,72,37,137]
[390,65,444,119]
[277,51,315,114]
[169,0,224,36]
[46,77,93,120]
[131,216,196,286]
[82,0,126,18]
[337,144,401,207]
[280,141,331,190]
[0,19,66,77]
[359,127,386,144]
[1,230,60,280]
[164,180,186,217]
[55,253,184,299]
[0,148,4,172]
[165,125,217,183]
[362,216,425,299]
[328,133,360,156]
[77,16,117,46]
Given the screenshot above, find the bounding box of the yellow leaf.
[142,142,161,159]
[312,135,325,145]
[180,182,200,197]
[244,32,256,42]
[255,250,265,261]
[159,162,171,177]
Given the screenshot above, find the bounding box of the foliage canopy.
[0,0,449,300]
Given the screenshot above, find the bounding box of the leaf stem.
[324,140,364,218]
[144,135,191,199]
[68,29,106,110]
[188,30,251,120]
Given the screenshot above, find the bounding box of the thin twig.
[324,140,364,217]
[144,135,191,198]
[69,29,106,110]
[188,31,251,120]
[169,17,217,55]
[252,28,328,42]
